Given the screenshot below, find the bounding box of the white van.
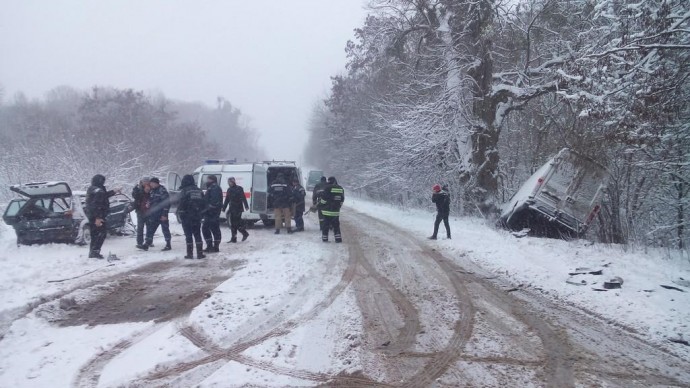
[167,160,302,226]
[500,148,610,237]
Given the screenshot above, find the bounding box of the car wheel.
[82,225,91,244]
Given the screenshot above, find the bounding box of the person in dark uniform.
[291,178,306,232]
[269,173,293,234]
[202,175,223,252]
[320,176,344,243]
[85,174,120,259]
[222,177,249,243]
[312,176,327,232]
[429,184,451,240]
[131,177,151,250]
[177,174,206,259]
[144,177,172,250]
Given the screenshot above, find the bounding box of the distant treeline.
[0,86,264,195]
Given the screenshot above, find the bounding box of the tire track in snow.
[130,241,359,386]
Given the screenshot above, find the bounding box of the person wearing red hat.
[430,184,451,240]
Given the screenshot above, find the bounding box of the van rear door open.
[251,164,268,214]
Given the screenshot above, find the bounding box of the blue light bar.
[205,158,237,165]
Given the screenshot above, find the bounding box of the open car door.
[251,164,268,214]
[106,193,132,229]
[166,172,183,210]
[10,182,72,199]
[166,172,182,191]
[2,199,27,226]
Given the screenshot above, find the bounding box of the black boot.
[162,241,172,251]
[89,251,104,259]
[196,243,206,259]
[184,244,194,259]
[213,241,220,253]
[229,236,237,243]
[275,229,280,235]
[203,240,214,253]
[287,228,294,234]
[428,235,438,240]
[136,244,149,251]
[241,230,249,241]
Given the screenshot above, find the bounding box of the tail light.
[530,177,545,197]
[245,192,251,199]
[585,205,601,224]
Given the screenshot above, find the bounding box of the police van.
[167,159,302,226]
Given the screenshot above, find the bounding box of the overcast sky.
[0,0,367,162]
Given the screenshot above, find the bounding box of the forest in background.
[0,85,263,197]
[304,0,690,250]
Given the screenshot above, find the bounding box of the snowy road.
[0,205,689,387]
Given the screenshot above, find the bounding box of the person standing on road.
[291,178,306,232]
[269,173,293,234]
[202,175,223,252]
[429,184,451,240]
[222,177,249,243]
[85,174,120,259]
[143,177,172,250]
[320,176,344,243]
[177,174,206,259]
[312,176,327,232]
[131,177,151,250]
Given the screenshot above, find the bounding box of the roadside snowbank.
[348,199,690,357]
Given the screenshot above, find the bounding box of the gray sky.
[0,0,367,162]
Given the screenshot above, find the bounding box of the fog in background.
[0,0,367,162]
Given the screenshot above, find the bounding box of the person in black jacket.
[429,184,451,240]
[143,177,172,250]
[222,177,249,243]
[269,173,293,234]
[292,178,306,232]
[202,175,223,252]
[85,174,119,259]
[320,177,344,243]
[131,177,151,250]
[177,175,206,259]
[312,176,327,232]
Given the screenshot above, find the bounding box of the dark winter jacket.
[85,174,115,221]
[432,190,451,216]
[312,180,326,206]
[204,182,223,220]
[269,178,292,209]
[320,183,345,216]
[148,185,170,219]
[177,175,205,223]
[292,184,306,213]
[131,184,150,214]
[223,185,249,214]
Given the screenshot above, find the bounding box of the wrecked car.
[2,181,134,246]
[500,148,610,238]
[71,190,135,244]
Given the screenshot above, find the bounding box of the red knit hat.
[432,184,441,192]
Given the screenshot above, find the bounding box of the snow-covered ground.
[348,198,690,356]
[0,199,689,387]
[0,217,363,387]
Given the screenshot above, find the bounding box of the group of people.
[83,172,346,260]
[133,174,251,260]
[267,173,307,234]
[83,173,445,259]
